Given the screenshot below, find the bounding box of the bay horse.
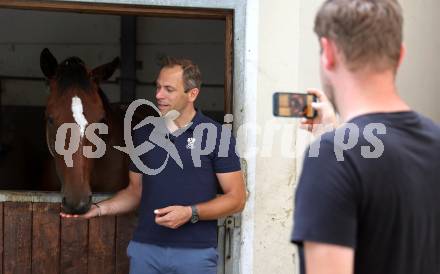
[40,48,128,214]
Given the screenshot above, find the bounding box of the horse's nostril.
[61,197,91,214]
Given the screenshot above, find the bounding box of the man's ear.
[397,43,406,69]
[187,88,200,103]
[320,37,337,70]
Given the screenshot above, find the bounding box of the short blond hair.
[314,0,403,72]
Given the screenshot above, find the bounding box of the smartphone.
[273,92,317,119]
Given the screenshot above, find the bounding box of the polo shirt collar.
[187,110,205,131]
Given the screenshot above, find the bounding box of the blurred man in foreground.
[291,1,440,274]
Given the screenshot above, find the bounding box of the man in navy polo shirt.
[62,57,246,274]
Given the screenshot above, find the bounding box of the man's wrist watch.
[190,205,199,223]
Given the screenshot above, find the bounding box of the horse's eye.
[47,116,54,125]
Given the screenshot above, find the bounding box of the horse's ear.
[40,48,58,79]
[91,57,120,81]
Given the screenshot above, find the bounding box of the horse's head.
[40,48,119,214]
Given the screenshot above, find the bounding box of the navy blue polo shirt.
[129,110,241,248]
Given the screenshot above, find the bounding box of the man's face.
[155,66,190,115]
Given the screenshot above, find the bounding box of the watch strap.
[190,205,199,223]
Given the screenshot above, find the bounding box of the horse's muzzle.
[61,195,92,215]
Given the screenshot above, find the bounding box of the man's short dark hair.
[314,0,403,72]
[160,57,202,92]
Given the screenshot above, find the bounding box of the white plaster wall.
[398,0,440,123]
[253,0,301,273]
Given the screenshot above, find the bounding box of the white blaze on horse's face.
[71,96,88,137]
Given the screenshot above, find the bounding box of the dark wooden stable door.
[0,202,136,274]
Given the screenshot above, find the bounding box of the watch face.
[191,215,199,223]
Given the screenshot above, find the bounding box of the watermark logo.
[52,99,388,174]
[113,99,186,175]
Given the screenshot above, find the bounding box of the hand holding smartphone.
[273,92,317,119]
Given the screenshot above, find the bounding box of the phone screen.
[273,92,317,118]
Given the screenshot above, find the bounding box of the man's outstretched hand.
[60,204,101,219]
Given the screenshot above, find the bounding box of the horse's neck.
[93,89,128,191]
[98,88,124,145]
